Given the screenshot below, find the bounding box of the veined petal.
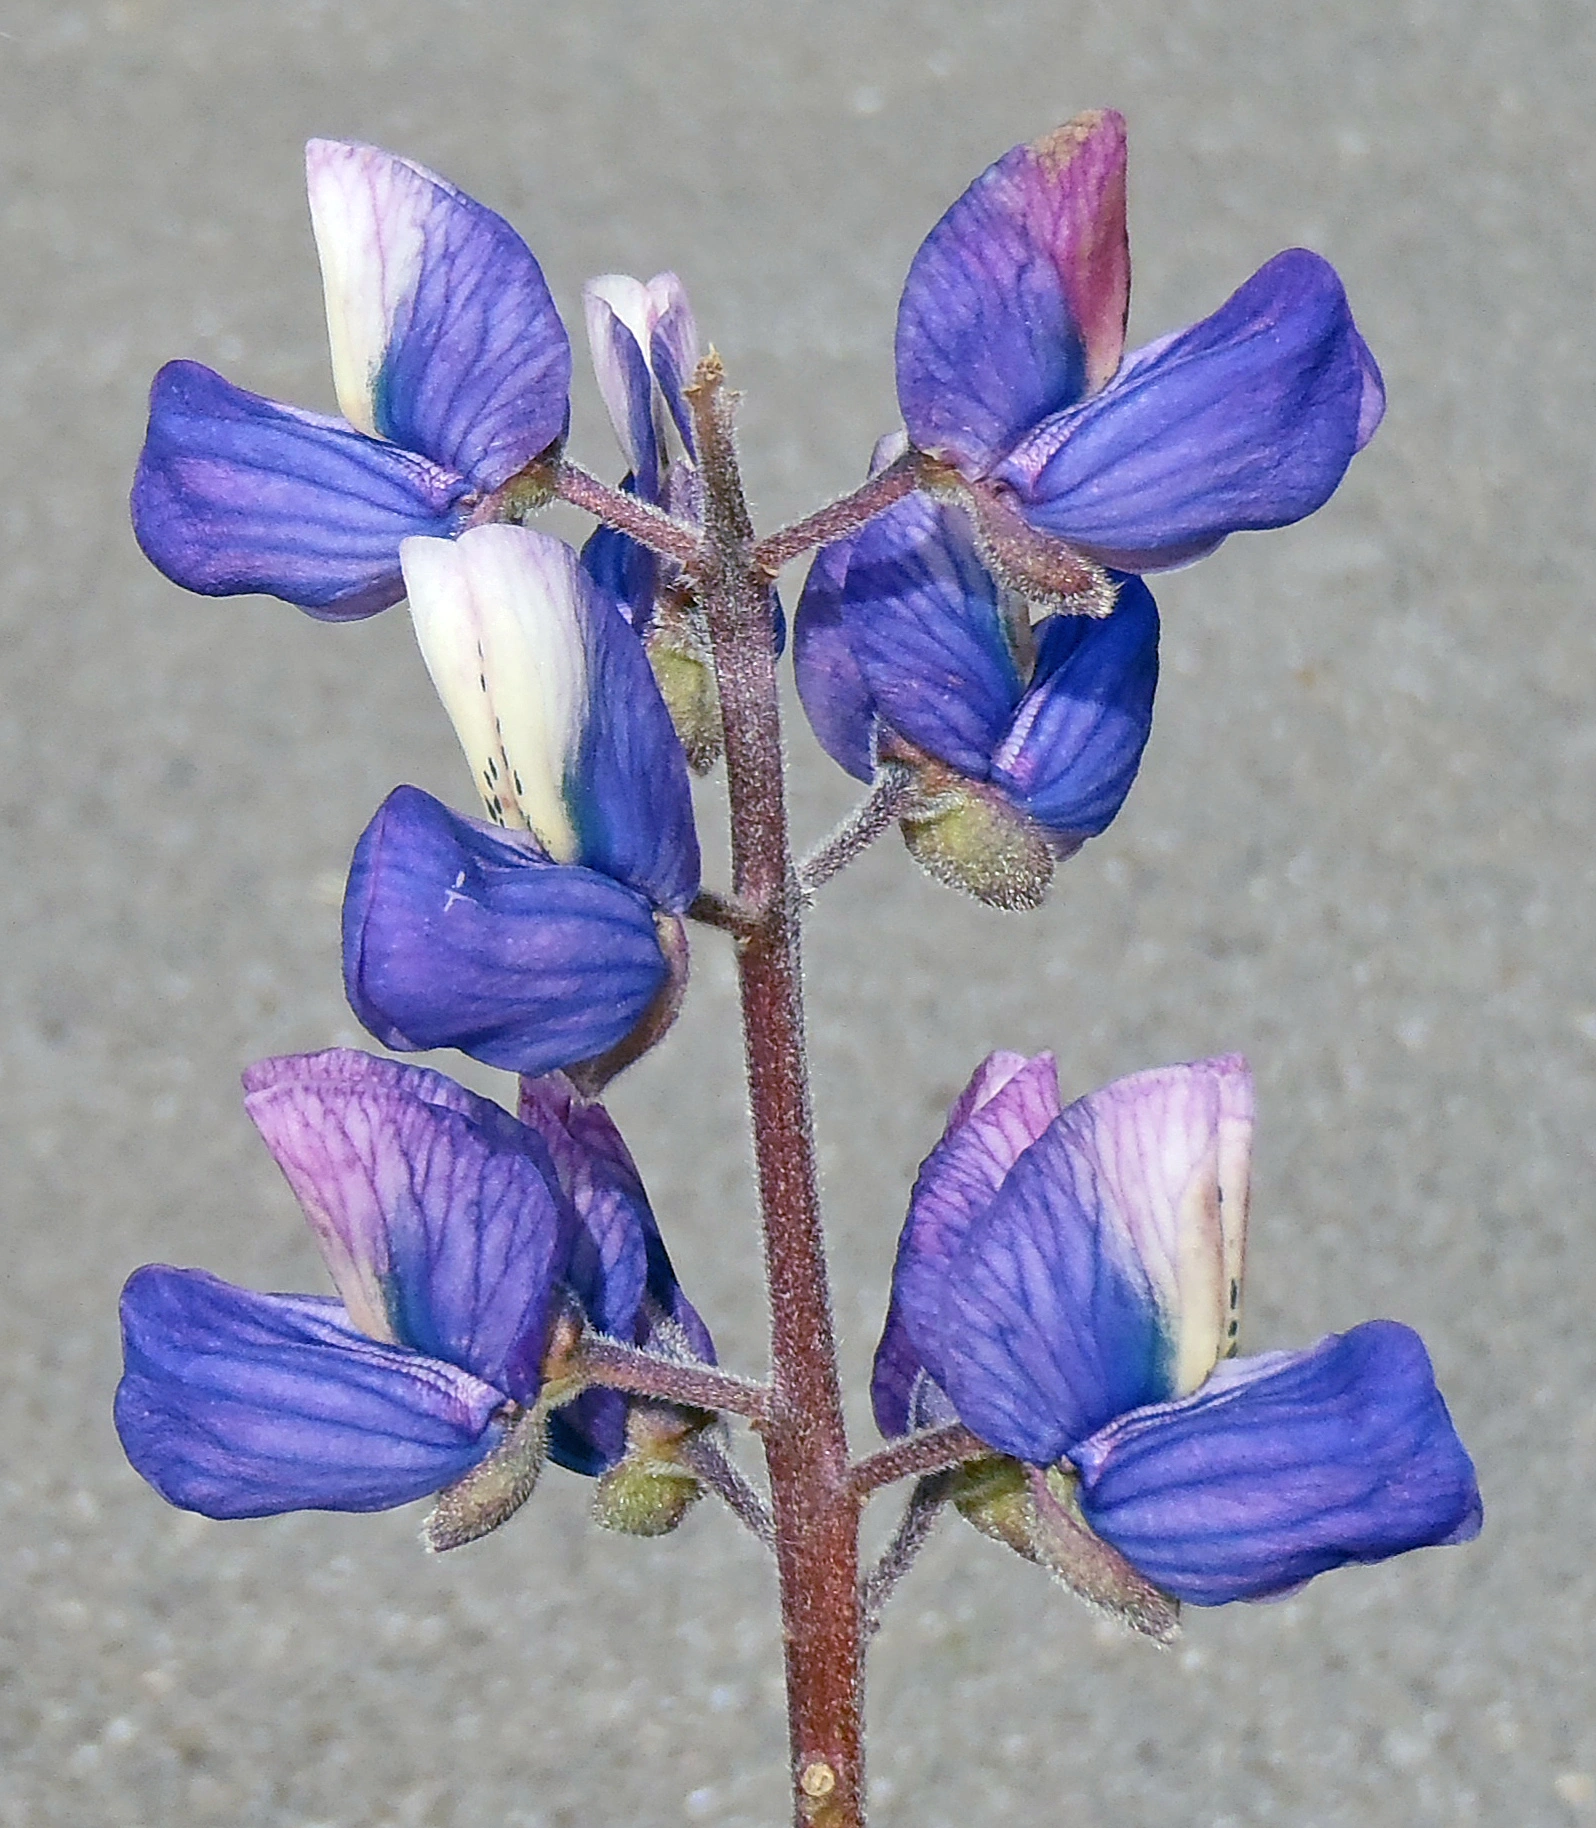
[343,787,670,1077]
[115,1268,505,1519]
[932,1118,1167,1464]
[519,1074,716,1476]
[994,250,1381,566]
[583,275,663,494]
[990,575,1158,837]
[840,495,1022,778]
[570,553,702,911]
[874,1051,1064,1434]
[1053,1056,1252,1397]
[405,527,699,910]
[1073,1322,1483,1605]
[793,534,877,782]
[896,111,1129,477]
[307,140,570,488]
[403,526,589,859]
[131,360,469,619]
[241,1049,574,1401]
[646,272,701,455]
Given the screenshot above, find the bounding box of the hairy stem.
[753,452,921,575]
[848,1423,989,1499]
[688,352,865,1828]
[797,764,914,902]
[550,457,704,566]
[574,1336,773,1421]
[682,1434,776,1547]
[860,1473,954,1642]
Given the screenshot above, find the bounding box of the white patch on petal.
[307,140,434,438]
[402,526,588,862]
[1067,1055,1254,1396]
[583,274,657,469]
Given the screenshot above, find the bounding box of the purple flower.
[795,479,1156,908]
[131,141,571,621]
[873,1052,1481,1607]
[114,1050,712,1537]
[896,111,1384,576]
[344,525,700,1082]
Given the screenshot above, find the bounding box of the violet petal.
[896,112,1130,476]
[131,360,469,619]
[1073,1322,1483,1604]
[342,787,669,1076]
[115,1267,505,1519]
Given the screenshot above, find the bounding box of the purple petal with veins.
[131,361,469,619]
[343,787,670,1077]
[115,1268,506,1519]
[307,139,570,489]
[1073,1322,1483,1604]
[993,250,1383,567]
[242,1049,574,1402]
[991,575,1158,837]
[896,111,1129,475]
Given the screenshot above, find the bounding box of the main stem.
[687,356,864,1828]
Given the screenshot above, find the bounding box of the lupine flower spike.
[873,1052,1481,1632]
[115,1051,714,1548]
[796,448,1157,909]
[343,524,700,1088]
[895,111,1384,610]
[132,142,571,619]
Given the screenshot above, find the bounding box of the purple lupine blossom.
[343,525,699,1078]
[896,111,1384,573]
[794,478,1156,907]
[114,1051,712,1521]
[131,141,571,620]
[873,1052,1481,1605]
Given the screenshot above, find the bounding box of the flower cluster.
[117,109,1477,1669]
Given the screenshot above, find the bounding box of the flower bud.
[896,758,1058,912]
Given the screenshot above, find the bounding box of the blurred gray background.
[1,2,1591,1824]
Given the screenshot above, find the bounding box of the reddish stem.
[688,354,865,1828]
[752,452,921,575]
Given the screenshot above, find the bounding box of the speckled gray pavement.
[1,3,1591,1824]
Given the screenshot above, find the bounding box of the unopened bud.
[592,1458,702,1536]
[646,602,723,774]
[897,764,1056,912]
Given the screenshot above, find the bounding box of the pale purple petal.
[131,360,469,619]
[646,272,701,455]
[241,1050,574,1402]
[116,1267,505,1519]
[583,276,662,493]
[343,787,670,1077]
[403,528,699,910]
[990,575,1158,838]
[1073,1322,1483,1604]
[307,140,570,488]
[993,250,1380,566]
[896,112,1129,476]
[1053,1056,1252,1397]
